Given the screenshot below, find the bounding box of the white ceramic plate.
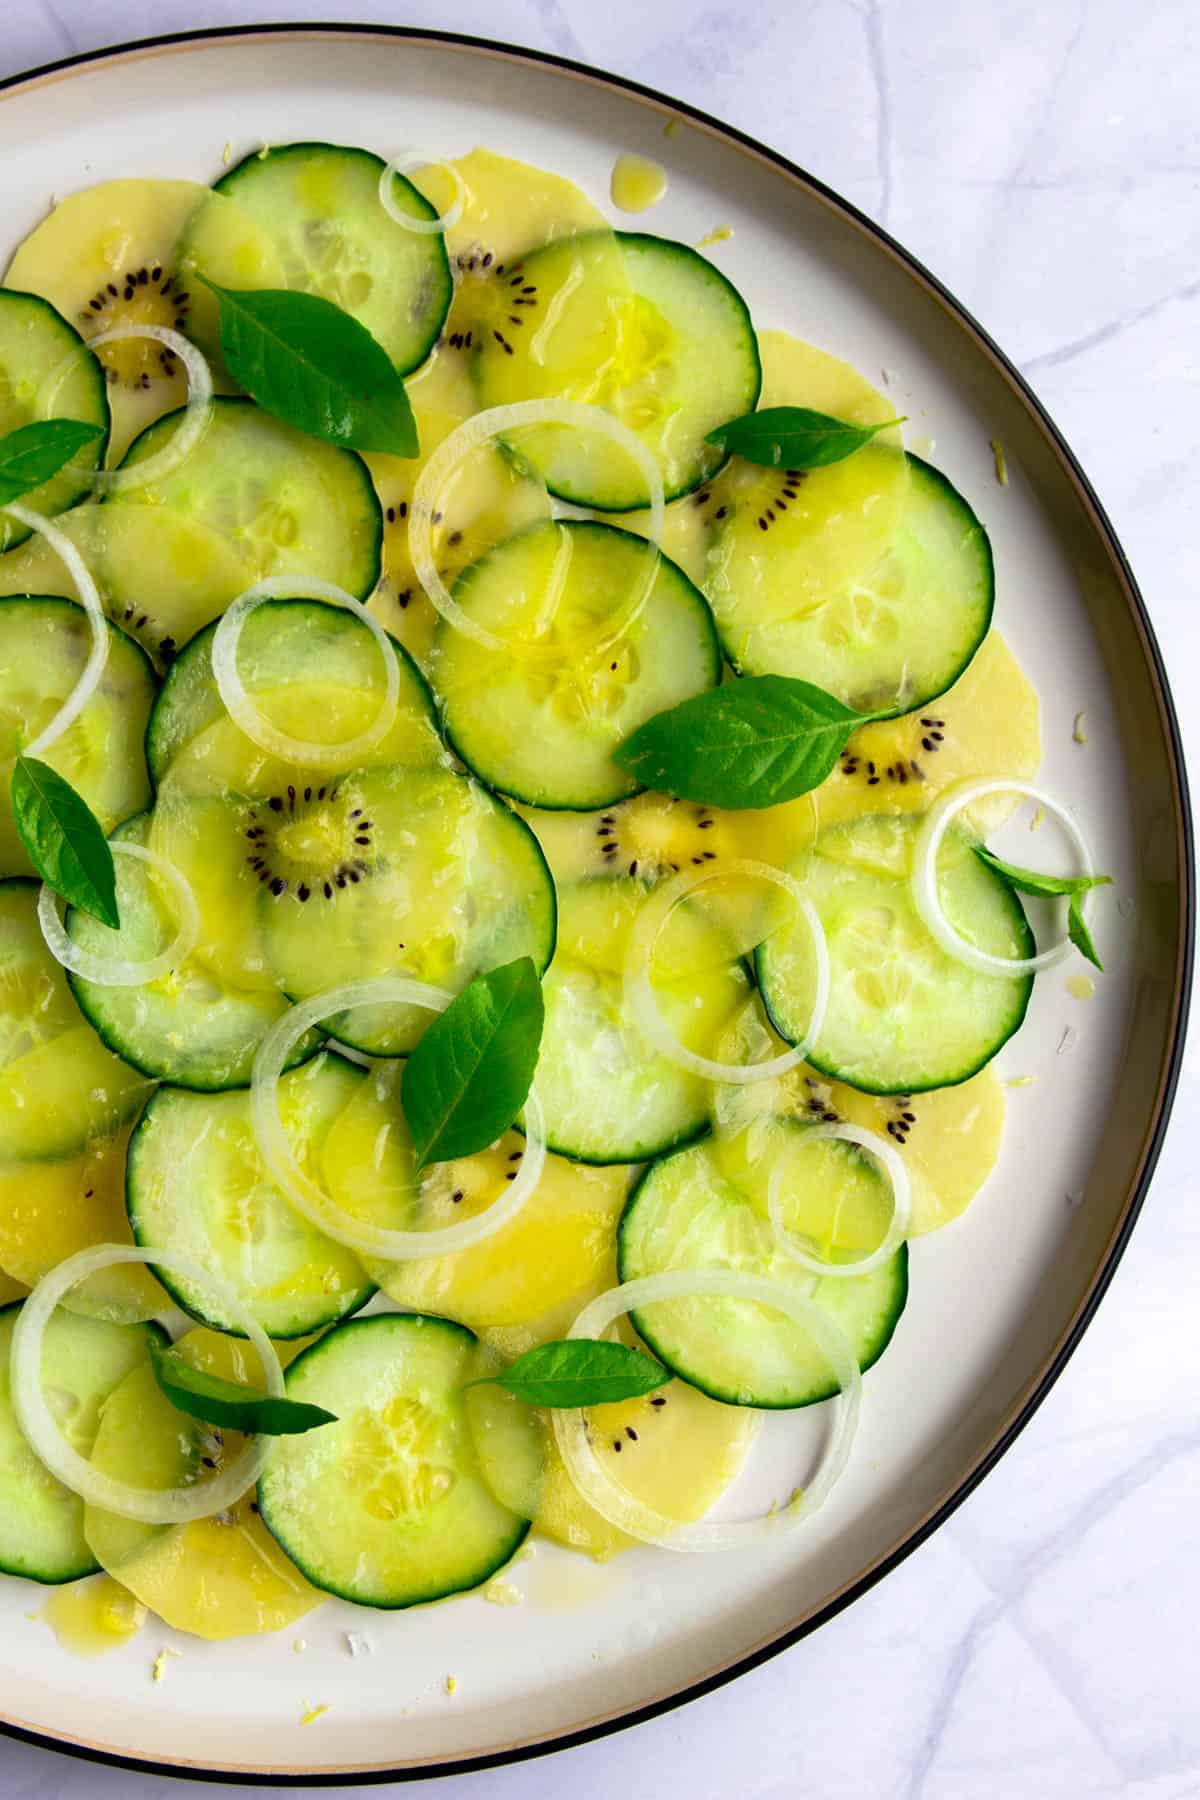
[0,25,1190,1785]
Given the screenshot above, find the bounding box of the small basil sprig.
[469,1340,670,1408]
[199,278,419,457]
[975,849,1111,972]
[705,405,905,471]
[149,1341,336,1437]
[11,754,119,928]
[615,675,870,810]
[401,957,545,1170]
[0,419,105,505]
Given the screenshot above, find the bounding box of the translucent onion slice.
[37,325,214,495]
[379,153,465,234]
[11,1243,283,1526]
[1,501,108,758]
[211,576,401,767]
[251,978,547,1259]
[624,860,830,1083]
[409,400,665,658]
[768,1121,911,1278]
[37,843,200,986]
[552,1270,860,1552]
[913,779,1095,977]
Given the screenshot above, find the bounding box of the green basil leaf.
[0,419,104,505]
[149,1341,336,1437]
[401,957,545,1171]
[11,754,119,929]
[1067,892,1104,972]
[470,1340,671,1408]
[974,847,1112,901]
[199,279,418,457]
[704,405,905,470]
[615,675,869,810]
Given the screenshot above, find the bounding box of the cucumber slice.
[146,598,439,787]
[757,811,1034,1094]
[0,503,254,672]
[436,521,721,810]
[106,396,382,599]
[536,877,751,1164]
[0,879,151,1160]
[0,290,108,550]
[618,1133,908,1407]
[127,1054,374,1338]
[258,763,556,1056]
[208,142,452,376]
[708,456,993,715]
[67,816,316,1091]
[474,232,760,508]
[258,1314,529,1608]
[85,1335,321,1639]
[0,1302,162,1583]
[0,596,155,879]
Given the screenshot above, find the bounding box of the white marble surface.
[0,3,1197,1796]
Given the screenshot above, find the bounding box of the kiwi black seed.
[243,785,375,902]
[78,265,191,392]
[884,1095,917,1146]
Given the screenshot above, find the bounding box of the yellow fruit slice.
[85,1329,322,1640]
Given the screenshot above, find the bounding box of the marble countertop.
[1,3,1197,1796]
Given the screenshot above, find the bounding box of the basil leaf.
[0,419,104,505]
[11,754,119,929]
[470,1340,671,1408]
[615,675,868,810]
[401,957,545,1171]
[149,1341,336,1437]
[199,279,418,457]
[1067,893,1104,972]
[704,405,905,471]
[974,848,1112,901]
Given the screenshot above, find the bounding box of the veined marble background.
[1,4,1197,1797]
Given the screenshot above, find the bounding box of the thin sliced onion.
[211,576,400,767]
[625,860,830,1083]
[409,400,664,658]
[379,153,465,234]
[768,1121,911,1279]
[251,978,547,1259]
[552,1271,860,1552]
[11,1244,282,1525]
[2,502,108,757]
[913,779,1095,977]
[40,325,213,495]
[37,843,199,986]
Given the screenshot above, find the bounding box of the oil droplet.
[483,1576,523,1607]
[610,154,668,214]
[696,225,733,248]
[1067,973,1096,1002]
[40,1574,146,1657]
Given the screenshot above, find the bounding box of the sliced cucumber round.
[0,595,155,879]
[0,879,152,1160]
[757,811,1034,1094]
[146,597,439,787]
[0,1301,163,1583]
[209,142,452,376]
[474,231,760,508]
[106,396,382,599]
[707,456,993,715]
[67,815,316,1091]
[258,763,557,1055]
[618,1132,908,1407]
[127,1054,375,1338]
[436,520,722,810]
[0,289,108,550]
[258,1313,530,1608]
[536,876,751,1164]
